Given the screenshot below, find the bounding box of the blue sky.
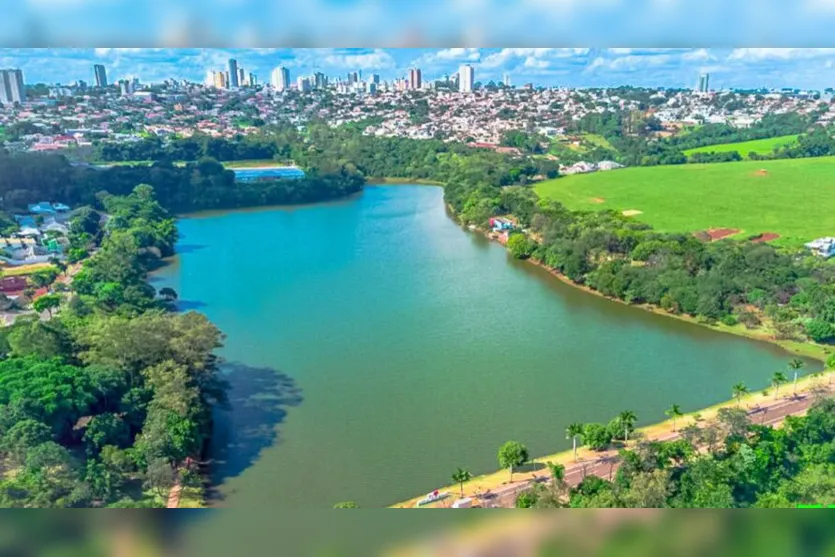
[4,48,835,89]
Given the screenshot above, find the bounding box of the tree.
[451,467,472,497]
[546,461,567,494]
[665,404,683,432]
[788,359,805,394]
[732,383,749,407]
[772,371,788,400]
[497,441,529,482]
[618,410,637,442]
[566,423,584,461]
[143,457,176,500]
[158,287,178,302]
[33,294,61,318]
[583,423,613,451]
[333,501,358,508]
[507,234,535,259]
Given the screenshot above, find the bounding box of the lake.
[231,166,305,181]
[153,184,816,509]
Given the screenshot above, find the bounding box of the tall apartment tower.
[698,73,710,93]
[94,64,108,87]
[0,69,26,105]
[409,67,422,90]
[228,59,239,88]
[459,64,474,93]
[270,66,290,91]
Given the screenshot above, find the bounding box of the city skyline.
[2,48,835,90]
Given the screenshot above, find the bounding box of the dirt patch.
[706,228,741,241]
[751,232,781,243]
[622,209,643,217]
[590,197,606,203]
[752,169,769,177]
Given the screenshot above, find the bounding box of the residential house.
[804,237,835,258]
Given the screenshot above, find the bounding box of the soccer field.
[535,157,835,246]
[683,135,799,159]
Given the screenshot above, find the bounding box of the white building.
[296,76,312,92]
[270,66,290,91]
[805,237,835,258]
[0,69,26,105]
[459,64,474,93]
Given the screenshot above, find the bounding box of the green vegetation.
[683,135,799,159]
[0,185,226,507]
[497,441,529,482]
[451,467,473,497]
[535,157,835,246]
[515,396,835,508]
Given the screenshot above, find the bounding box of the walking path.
[398,376,833,508]
[483,386,832,508]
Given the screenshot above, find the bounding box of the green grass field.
[683,135,799,159]
[535,157,835,246]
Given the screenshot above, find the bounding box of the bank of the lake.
[154,185,821,509]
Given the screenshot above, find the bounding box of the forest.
[0,150,364,213]
[515,397,835,508]
[0,185,224,507]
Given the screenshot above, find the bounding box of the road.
[480,385,832,508]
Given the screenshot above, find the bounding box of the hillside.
[683,135,799,159]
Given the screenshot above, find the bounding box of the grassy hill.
[683,135,799,159]
[535,157,835,246]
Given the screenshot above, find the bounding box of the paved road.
[480,385,832,508]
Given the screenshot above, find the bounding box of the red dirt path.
[706,228,740,241]
[751,232,781,243]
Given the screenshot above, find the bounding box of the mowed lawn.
[683,135,799,159]
[535,157,835,246]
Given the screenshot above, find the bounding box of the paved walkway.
[479,385,832,508]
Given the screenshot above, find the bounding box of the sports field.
[535,157,835,246]
[683,134,798,159]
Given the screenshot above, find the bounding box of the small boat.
[416,490,449,506]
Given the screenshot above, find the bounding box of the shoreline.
[370,177,444,186]
[391,369,834,508]
[467,218,829,364]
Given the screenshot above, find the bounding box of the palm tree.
[566,423,584,461]
[788,359,805,394]
[546,461,565,489]
[732,382,749,407]
[772,371,788,400]
[451,467,472,498]
[618,410,637,442]
[665,404,683,432]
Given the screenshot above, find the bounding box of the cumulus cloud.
[727,48,835,61]
[481,48,588,68]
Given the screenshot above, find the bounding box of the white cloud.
[426,48,481,62]
[319,49,395,70]
[481,48,588,68]
[682,48,713,62]
[728,48,835,62]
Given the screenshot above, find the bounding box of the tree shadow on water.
[176,300,208,311]
[205,362,303,503]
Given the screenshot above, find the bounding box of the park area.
[683,134,799,159]
[535,157,835,246]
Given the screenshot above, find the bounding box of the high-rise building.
[270,66,290,91]
[459,64,474,93]
[229,59,239,88]
[213,71,227,89]
[249,73,257,86]
[94,64,108,88]
[503,73,511,87]
[238,68,246,87]
[119,79,134,96]
[314,72,325,89]
[409,67,422,90]
[0,69,26,105]
[698,73,710,93]
[205,70,215,87]
[296,76,311,92]
[371,74,380,85]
